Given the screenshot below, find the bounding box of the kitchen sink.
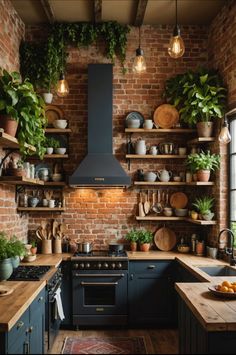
[195,265,236,277]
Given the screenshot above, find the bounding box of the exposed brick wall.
[0,0,27,241]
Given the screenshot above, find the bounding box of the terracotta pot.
[193,173,198,182]
[30,247,37,255]
[130,242,137,252]
[196,169,210,182]
[140,243,150,252]
[5,168,26,177]
[196,122,214,138]
[0,114,18,137]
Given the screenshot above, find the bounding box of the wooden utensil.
[156,189,163,213]
[170,192,188,209]
[154,227,177,251]
[52,220,58,238]
[153,104,179,129]
[144,191,150,214]
[41,221,48,239]
[36,229,42,240]
[138,192,145,217]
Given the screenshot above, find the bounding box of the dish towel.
[54,287,65,321]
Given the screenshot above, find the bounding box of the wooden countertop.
[0,280,45,332]
[20,253,71,268]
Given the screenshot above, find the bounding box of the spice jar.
[196,240,205,256]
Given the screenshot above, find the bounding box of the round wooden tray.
[0,285,14,297]
[170,192,188,209]
[154,227,177,251]
[153,104,179,129]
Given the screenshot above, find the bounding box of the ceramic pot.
[139,243,150,252]
[135,139,146,155]
[196,122,214,137]
[42,92,53,104]
[191,211,198,220]
[144,171,157,182]
[130,242,137,252]
[197,169,210,182]
[0,114,18,137]
[5,168,26,177]
[157,169,172,182]
[202,212,214,221]
[11,256,20,269]
[28,197,39,208]
[46,147,53,155]
[41,239,52,254]
[0,258,13,281]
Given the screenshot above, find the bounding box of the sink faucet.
[218,228,236,266]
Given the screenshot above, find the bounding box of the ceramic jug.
[135,139,146,155]
[150,146,158,155]
[144,171,157,182]
[157,169,172,182]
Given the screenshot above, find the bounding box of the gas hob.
[8,265,51,281]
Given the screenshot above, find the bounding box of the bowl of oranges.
[209,281,236,298]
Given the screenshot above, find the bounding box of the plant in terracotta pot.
[186,150,220,182]
[138,229,153,252]
[192,196,214,221]
[30,240,37,255]
[125,229,139,252]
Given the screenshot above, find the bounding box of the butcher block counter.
[20,252,71,267]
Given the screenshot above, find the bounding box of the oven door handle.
[74,273,125,277]
[80,282,118,286]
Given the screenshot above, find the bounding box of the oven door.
[72,270,128,316]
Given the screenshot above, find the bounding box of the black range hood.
[69,64,131,188]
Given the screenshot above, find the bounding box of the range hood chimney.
[69,64,131,188]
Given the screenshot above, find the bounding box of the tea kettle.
[157,169,172,182]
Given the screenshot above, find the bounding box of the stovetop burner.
[8,265,51,281]
[73,250,128,258]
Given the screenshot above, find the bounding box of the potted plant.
[186,150,220,182]
[5,157,26,177]
[45,136,60,155]
[138,229,153,252]
[8,236,26,268]
[30,240,37,255]
[0,232,15,280]
[192,196,215,221]
[164,68,227,136]
[125,229,139,251]
[0,69,21,136]
[55,140,67,155]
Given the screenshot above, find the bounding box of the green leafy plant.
[164,68,227,127]
[138,230,153,244]
[0,233,25,260]
[192,196,214,215]
[186,150,220,172]
[0,69,21,119]
[125,229,139,243]
[45,136,60,148]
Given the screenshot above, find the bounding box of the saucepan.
[76,240,93,253]
[109,242,124,254]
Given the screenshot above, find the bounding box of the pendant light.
[168,0,185,59]
[132,26,146,73]
[218,116,231,144]
[56,35,69,97]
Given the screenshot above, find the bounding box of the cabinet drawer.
[129,261,173,275]
[8,309,29,349]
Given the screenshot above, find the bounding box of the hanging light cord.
[175,0,178,27]
[138,26,141,48]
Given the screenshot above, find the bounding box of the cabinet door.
[29,289,45,354]
[7,310,29,355]
[61,261,72,326]
[177,263,200,283]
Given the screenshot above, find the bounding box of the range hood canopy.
[69,64,131,188]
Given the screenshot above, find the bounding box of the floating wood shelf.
[17,207,65,212]
[187,137,215,145]
[125,128,196,134]
[44,154,69,159]
[45,128,72,134]
[133,181,214,186]
[136,216,217,225]
[126,154,187,159]
[0,130,36,152]
[43,181,67,186]
[185,218,217,225]
[0,176,44,185]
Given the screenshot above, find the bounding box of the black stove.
[71,250,128,270]
[9,265,51,281]
[73,250,128,258]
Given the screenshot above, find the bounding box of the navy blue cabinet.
[176,262,201,283]
[128,260,175,326]
[0,288,45,354]
[60,261,72,327]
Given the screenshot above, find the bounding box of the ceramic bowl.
[55,147,67,155]
[174,208,188,217]
[53,119,68,129]
[177,245,190,253]
[173,176,181,182]
[24,254,36,262]
[163,208,173,217]
[52,173,63,182]
[127,119,140,129]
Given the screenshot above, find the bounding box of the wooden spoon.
[144,191,150,215]
[138,192,145,217]
[41,221,48,239]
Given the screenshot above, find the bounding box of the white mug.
[42,199,48,207]
[48,199,55,208]
[150,146,157,155]
[143,120,153,129]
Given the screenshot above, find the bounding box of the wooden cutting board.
[154,227,177,251]
[170,192,188,209]
[0,285,14,297]
[153,104,179,129]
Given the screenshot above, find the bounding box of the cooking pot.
[109,242,124,254]
[76,241,93,253]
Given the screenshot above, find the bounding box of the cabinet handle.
[16,321,24,329]
[24,341,30,354]
[147,265,156,269]
[130,273,134,280]
[38,296,44,302]
[29,326,33,333]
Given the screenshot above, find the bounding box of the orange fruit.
[232,285,236,292]
[222,281,232,288]
[216,285,221,291]
[228,288,234,293]
[220,286,229,292]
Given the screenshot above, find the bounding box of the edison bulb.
[168,35,185,58]
[219,124,231,144]
[56,73,69,97]
[132,48,146,73]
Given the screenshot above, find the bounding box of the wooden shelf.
[125,128,196,134]
[0,130,36,152]
[0,176,44,185]
[45,128,71,134]
[126,154,187,159]
[187,137,215,145]
[136,216,185,221]
[43,181,67,186]
[134,181,214,186]
[17,207,65,212]
[185,218,217,225]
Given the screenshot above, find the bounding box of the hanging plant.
[20,21,130,89]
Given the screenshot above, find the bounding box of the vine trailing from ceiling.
[20,21,130,90]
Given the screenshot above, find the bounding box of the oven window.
[84,285,116,305]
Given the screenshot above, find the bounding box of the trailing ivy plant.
[20,21,130,89]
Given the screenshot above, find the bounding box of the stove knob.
[74,263,79,269]
[111,263,116,269]
[117,263,122,269]
[97,263,102,269]
[104,262,109,269]
[79,263,85,269]
[85,263,90,269]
